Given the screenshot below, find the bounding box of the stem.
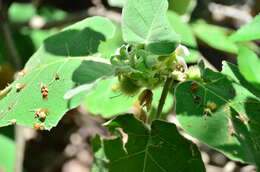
[156,77,174,119]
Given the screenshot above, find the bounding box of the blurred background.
[0,0,259,172]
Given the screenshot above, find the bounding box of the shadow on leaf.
[43,27,106,57]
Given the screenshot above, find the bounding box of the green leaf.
[175,62,260,167]
[229,14,260,42]
[237,46,260,89]
[37,6,68,21]
[85,77,173,118]
[168,0,194,15]
[30,29,58,49]
[93,114,205,172]
[0,17,116,129]
[98,23,123,59]
[167,11,196,48]
[192,20,238,54]
[122,0,180,55]
[9,3,36,22]
[0,126,16,172]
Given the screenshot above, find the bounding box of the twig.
[156,78,174,119]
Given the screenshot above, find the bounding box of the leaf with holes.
[175,62,260,167]
[0,17,116,129]
[92,114,205,172]
[122,0,180,55]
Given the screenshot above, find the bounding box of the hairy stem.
[156,77,174,119]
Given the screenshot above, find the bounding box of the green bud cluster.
[110,44,201,96]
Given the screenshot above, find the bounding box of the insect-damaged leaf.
[175,62,260,167]
[0,17,115,129]
[92,114,205,172]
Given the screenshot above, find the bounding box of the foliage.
[1,0,260,171]
[92,114,205,172]
[229,13,260,42]
[0,17,116,129]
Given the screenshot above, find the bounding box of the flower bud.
[175,45,190,57]
[185,66,202,82]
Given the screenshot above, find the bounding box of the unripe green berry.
[119,77,141,96]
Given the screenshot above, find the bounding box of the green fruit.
[119,77,141,96]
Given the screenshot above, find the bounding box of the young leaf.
[93,114,205,172]
[122,0,180,55]
[229,14,260,42]
[237,46,260,89]
[192,20,238,54]
[175,62,260,167]
[0,126,16,172]
[0,17,115,129]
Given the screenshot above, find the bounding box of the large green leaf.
[0,17,116,129]
[122,0,180,55]
[175,62,260,167]
[237,46,260,89]
[85,77,173,118]
[0,126,16,172]
[192,21,237,54]
[92,114,205,172]
[229,14,260,42]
